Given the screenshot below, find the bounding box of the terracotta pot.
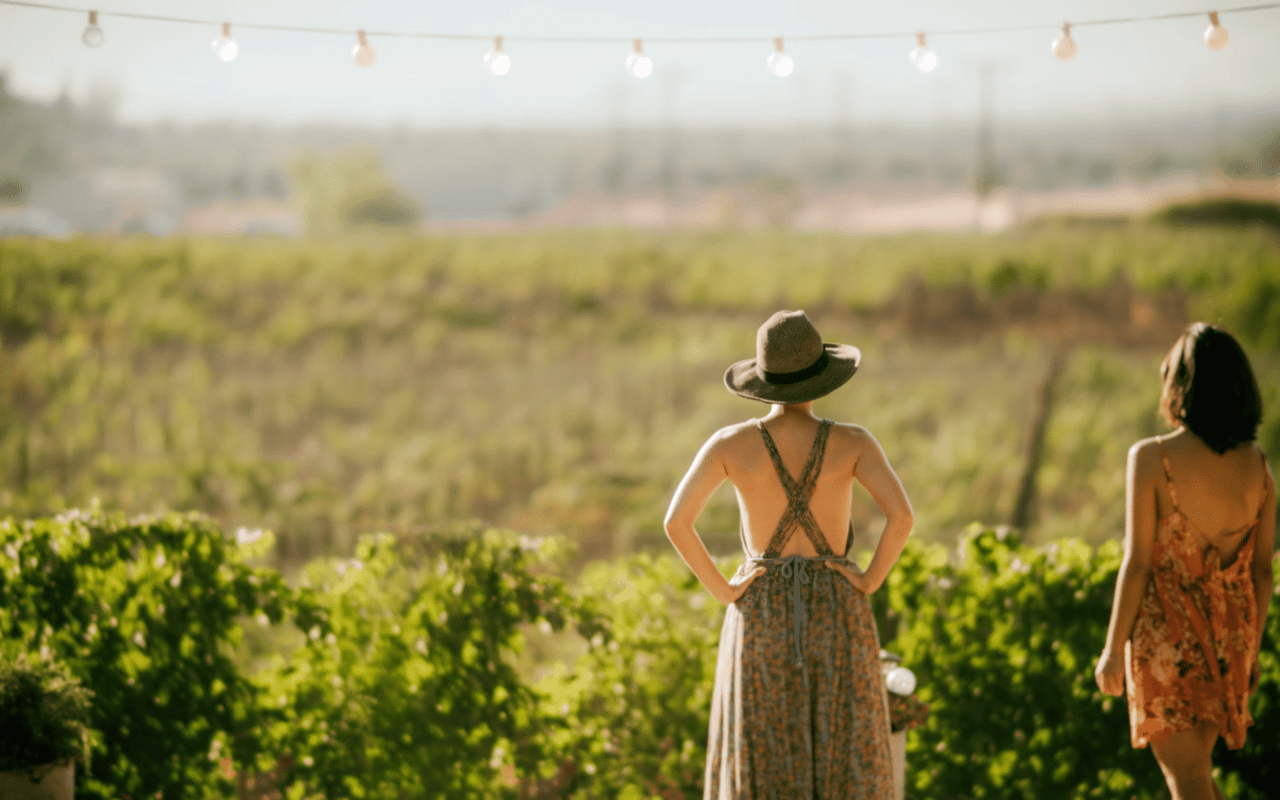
[0,760,75,800]
[889,729,906,800]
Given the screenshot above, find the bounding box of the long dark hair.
[1159,323,1263,454]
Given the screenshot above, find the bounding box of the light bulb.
[626,39,653,79]
[484,36,511,76]
[909,32,937,72]
[766,37,794,77]
[212,22,238,62]
[885,666,917,696]
[352,30,376,68]
[82,10,104,48]
[1204,12,1230,50]
[1051,22,1077,61]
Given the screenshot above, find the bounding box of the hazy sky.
[1,0,1278,129]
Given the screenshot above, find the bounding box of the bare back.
[1155,428,1270,568]
[718,415,870,559]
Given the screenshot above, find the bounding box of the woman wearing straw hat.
[665,310,913,799]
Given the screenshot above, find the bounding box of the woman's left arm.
[1096,441,1160,696]
[1251,457,1275,657]
[664,430,766,606]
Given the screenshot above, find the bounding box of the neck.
[765,401,815,418]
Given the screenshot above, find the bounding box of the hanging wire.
[0,0,1277,43]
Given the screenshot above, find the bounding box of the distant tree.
[287,149,422,236]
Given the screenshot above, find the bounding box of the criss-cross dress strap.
[756,418,836,558]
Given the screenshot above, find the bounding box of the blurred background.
[2,0,1279,574]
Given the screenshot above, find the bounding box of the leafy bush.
[0,653,94,778]
[533,553,728,799]
[5,509,1278,799]
[252,529,591,800]
[0,509,291,799]
[886,525,1280,800]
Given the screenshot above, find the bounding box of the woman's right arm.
[1250,456,1275,661]
[828,426,913,595]
[1096,441,1159,696]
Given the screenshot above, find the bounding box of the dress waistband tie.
[747,554,847,670]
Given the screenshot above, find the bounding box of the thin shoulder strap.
[1157,439,1181,512]
[756,418,831,497]
[756,418,836,557]
[1257,447,1272,521]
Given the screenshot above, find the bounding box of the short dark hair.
[1159,323,1263,454]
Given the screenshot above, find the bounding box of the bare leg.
[1149,722,1221,800]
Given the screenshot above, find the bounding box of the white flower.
[330,675,342,688]
[538,619,553,634]
[154,551,166,569]
[584,763,597,775]
[302,756,314,767]
[325,632,337,645]
[452,579,464,596]
[169,570,182,589]
[309,626,321,640]
[590,633,604,648]
[133,631,146,648]
[236,527,263,546]
[416,638,428,655]
[256,612,270,627]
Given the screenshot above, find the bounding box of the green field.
[2,225,1278,573]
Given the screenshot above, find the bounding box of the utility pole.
[833,71,855,184]
[659,70,685,199]
[974,60,998,199]
[603,81,631,194]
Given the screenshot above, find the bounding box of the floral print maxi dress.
[1125,441,1264,750]
[704,419,893,800]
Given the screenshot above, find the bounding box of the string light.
[625,38,652,79]
[0,0,1274,70]
[352,29,375,67]
[909,32,936,72]
[766,37,794,77]
[484,35,510,76]
[80,9,103,47]
[212,22,238,62]
[1051,22,1077,61]
[1204,11,1230,49]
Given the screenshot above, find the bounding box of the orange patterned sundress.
[704,419,893,799]
[1125,441,1263,750]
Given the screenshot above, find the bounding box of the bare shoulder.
[827,421,877,449]
[1126,437,1165,481]
[703,419,764,453]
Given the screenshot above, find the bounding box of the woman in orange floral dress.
[665,311,914,799]
[1096,323,1275,800]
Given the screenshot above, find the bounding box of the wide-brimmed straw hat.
[724,310,861,404]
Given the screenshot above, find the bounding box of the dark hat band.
[763,351,829,385]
